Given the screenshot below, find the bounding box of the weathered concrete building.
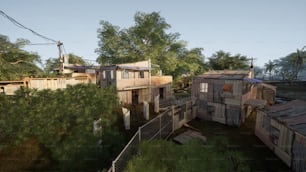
[99,60,172,104]
[255,100,306,172]
[0,73,95,95]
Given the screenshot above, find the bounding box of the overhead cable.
[0,10,57,43]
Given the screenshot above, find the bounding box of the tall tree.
[290,46,306,79]
[272,46,306,81]
[264,60,276,80]
[208,50,249,70]
[0,35,42,80]
[96,12,205,78]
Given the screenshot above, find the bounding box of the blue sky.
[1,0,306,67]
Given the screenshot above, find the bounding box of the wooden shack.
[192,70,276,126]
[255,100,306,171]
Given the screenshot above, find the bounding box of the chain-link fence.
[109,100,196,172]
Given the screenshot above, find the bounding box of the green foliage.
[96,11,205,79]
[273,47,306,80]
[44,53,89,76]
[0,84,124,171]
[0,35,43,80]
[264,60,276,80]
[125,137,250,172]
[208,50,250,70]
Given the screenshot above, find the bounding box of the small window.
[139,71,144,78]
[122,70,129,79]
[200,83,208,93]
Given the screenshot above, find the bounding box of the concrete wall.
[116,70,150,90]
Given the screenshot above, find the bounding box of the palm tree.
[291,46,306,79]
[264,60,276,80]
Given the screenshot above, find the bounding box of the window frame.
[200,83,208,93]
[122,70,129,79]
[139,71,145,78]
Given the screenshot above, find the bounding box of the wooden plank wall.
[213,80,224,103]
[226,105,240,126]
[255,110,275,150]
[208,102,226,124]
[292,132,306,172]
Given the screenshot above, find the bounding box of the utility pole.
[57,41,64,74]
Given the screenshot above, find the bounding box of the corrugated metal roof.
[198,70,250,80]
[264,100,306,135]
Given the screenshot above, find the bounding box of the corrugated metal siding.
[255,110,274,150]
[226,105,240,126]
[224,98,241,106]
[213,80,224,103]
[208,102,226,124]
[225,80,242,96]
[207,80,214,102]
[196,99,208,120]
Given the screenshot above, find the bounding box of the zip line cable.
[0,10,57,43]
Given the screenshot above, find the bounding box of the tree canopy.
[0,35,43,80]
[207,50,250,70]
[96,12,205,79]
[267,47,306,81]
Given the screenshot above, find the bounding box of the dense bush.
[0,84,124,171]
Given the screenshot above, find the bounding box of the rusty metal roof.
[197,70,250,80]
[264,100,306,135]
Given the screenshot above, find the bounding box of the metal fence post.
[172,105,175,132]
[159,115,162,139]
[138,127,141,142]
[112,161,115,172]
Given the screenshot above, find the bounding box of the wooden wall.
[255,109,306,170]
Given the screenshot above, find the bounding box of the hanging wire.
[26,43,57,46]
[62,44,68,55]
[0,10,57,43]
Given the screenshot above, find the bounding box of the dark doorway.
[159,87,164,99]
[132,90,139,104]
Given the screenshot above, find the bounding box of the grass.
[172,113,291,172]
